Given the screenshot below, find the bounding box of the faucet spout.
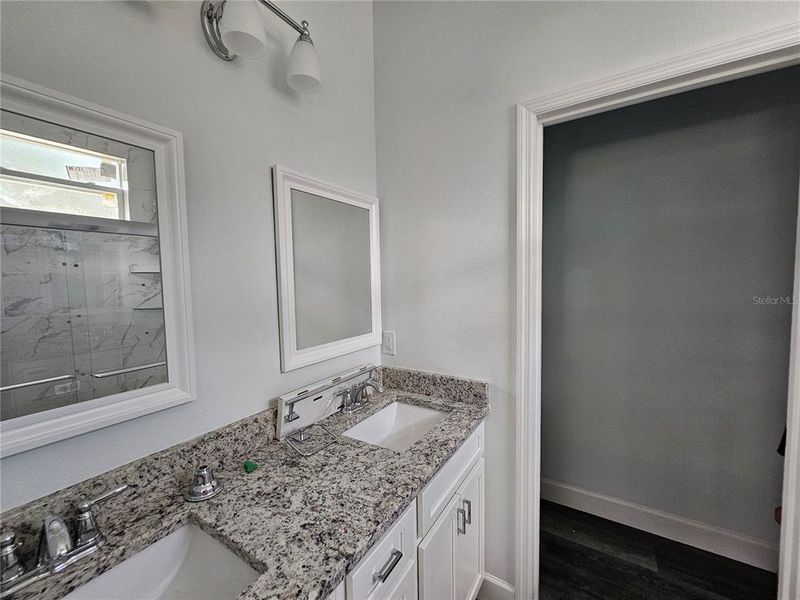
[352,377,383,408]
[0,483,128,599]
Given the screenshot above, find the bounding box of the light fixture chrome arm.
[200,0,322,92]
[257,0,305,36]
[200,1,235,61]
[201,0,312,61]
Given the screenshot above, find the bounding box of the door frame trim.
[515,23,800,600]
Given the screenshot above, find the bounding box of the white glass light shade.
[287,37,322,93]
[220,0,268,59]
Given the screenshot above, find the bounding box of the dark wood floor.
[539,501,778,600]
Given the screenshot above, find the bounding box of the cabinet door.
[455,458,485,600]
[418,494,459,600]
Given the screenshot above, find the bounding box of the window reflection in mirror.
[1,131,129,220]
[291,189,372,350]
[0,110,167,420]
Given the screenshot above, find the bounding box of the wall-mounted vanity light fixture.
[201,0,322,94]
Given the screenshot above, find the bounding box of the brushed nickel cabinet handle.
[373,549,403,583]
[457,508,467,535]
[463,499,472,525]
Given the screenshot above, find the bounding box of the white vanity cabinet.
[344,421,485,600]
[417,422,485,600]
[418,459,485,600]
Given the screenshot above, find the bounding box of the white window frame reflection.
[0,75,196,456]
[0,129,131,220]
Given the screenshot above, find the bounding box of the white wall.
[372,0,799,585]
[0,0,379,508]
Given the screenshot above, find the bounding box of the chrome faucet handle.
[183,466,223,502]
[38,515,72,568]
[77,483,129,513]
[76,484,128,547]
[0,531,25,584]
[335,388,353,412]
[284,400,301,423]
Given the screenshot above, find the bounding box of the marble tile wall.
[1,226,78,417]
[1,225,167,420]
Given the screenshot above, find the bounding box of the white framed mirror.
[0,75,196,455]
[273,165,381,371]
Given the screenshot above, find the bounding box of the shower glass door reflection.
[0,109,168,421]
[1,226,80,418]
[1,226,168,420]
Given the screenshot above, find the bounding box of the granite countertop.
[5,371,489,600]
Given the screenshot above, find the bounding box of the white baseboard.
[541,478,779,572]
[477,573,515,600]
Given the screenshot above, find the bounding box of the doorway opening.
[514,27,800,600]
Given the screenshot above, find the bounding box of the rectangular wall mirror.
[0,75,195,455]
[273,165,381,371]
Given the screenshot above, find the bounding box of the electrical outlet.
[382,330,397,356]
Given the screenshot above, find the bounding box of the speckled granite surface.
[380,367,489,405]
[1,370,489,600]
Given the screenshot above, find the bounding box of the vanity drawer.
[346,502,417,600]
[417,422,484,537]
[372,557,417,600]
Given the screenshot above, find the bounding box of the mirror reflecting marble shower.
[1,110,168,420]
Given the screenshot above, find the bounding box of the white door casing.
[515,24,800,600]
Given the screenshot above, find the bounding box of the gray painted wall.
[373,1,799,582]
[542,66,800,544]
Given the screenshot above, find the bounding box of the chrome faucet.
[353,377,383,406]
[0,484,128,599]
[336,377,383,414]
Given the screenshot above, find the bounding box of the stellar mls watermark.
[753,295,799,305]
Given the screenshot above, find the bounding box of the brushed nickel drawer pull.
[373,549,403,583]
[463,499,472,525]
[457,508,467,535]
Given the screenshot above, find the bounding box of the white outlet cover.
[382,330,397,356]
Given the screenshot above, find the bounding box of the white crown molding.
[524,23,800,125]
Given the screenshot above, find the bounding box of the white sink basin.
[343,402,446,452]
[63,525,259,600]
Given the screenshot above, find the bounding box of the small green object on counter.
[243,460,258,473]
